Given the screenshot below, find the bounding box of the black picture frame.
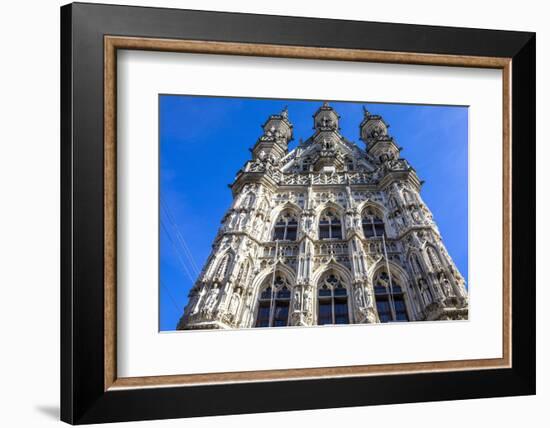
[61,2,535,424]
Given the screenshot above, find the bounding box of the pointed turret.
[360,107,400,162]
[252,107,293,162]
[313,101,340,131]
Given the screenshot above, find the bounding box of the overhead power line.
[160,197,201,277]
[161,220,196,284]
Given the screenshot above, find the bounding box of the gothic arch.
[368,258,411,289]
[312,261,353,287]
[313,264,354,324]
[269,202,301,241]
[358,201,388,238]
[314,200,345,218]
[234,255,255,289]
[250,264,296,328]
[369,260,413,322]
[315,202,345,240]
[208,248,235,283]
[421,243,445,272]
[356,200,386,217]
[250,262,297,299]
[269,201,301,224]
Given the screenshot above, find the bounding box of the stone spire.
[359,106,399,162]
[251,107,293,162]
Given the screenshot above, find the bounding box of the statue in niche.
[228,292,240,315]
[345,215,353,229]
[258,150,267,161]
[293,287,301,311]
[303,286,313,314]
[202,288,220,317]
[354,286,365,310]
[364,285,373,307]
[439,273,453,297]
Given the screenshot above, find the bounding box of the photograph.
[159,96,469,331]
[54,1,536,424]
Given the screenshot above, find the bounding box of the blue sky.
[159,95,468,331]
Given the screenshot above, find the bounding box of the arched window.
[273,211,298,241]
[255,275,291,328]
[319,210,342,240]
[362,207,385,238]
[317,273,349,325]
[373,271,409,322]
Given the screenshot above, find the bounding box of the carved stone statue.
[354,286,365,309]
[303,286,313,314]
[228,292,240,315]
[439,273,453,297]
[364,285,373,307]
[204,288,219,311]
[293,287,301,311]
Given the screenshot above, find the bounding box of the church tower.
[177,103,468,330]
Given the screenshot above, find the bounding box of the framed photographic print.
[60,2,536,424]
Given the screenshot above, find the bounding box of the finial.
[362,105,371,117]
[323,101,330,107]
[281,105,289,118]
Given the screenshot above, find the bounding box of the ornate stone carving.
[178,103,468,330]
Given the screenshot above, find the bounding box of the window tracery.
[373,270,409,322]
[317,272,349,325]
[273,211,299,241]
[362,207,385,238]
[255,275,292,327]
[319,210,342,240]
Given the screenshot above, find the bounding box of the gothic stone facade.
[177,103,468,330]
